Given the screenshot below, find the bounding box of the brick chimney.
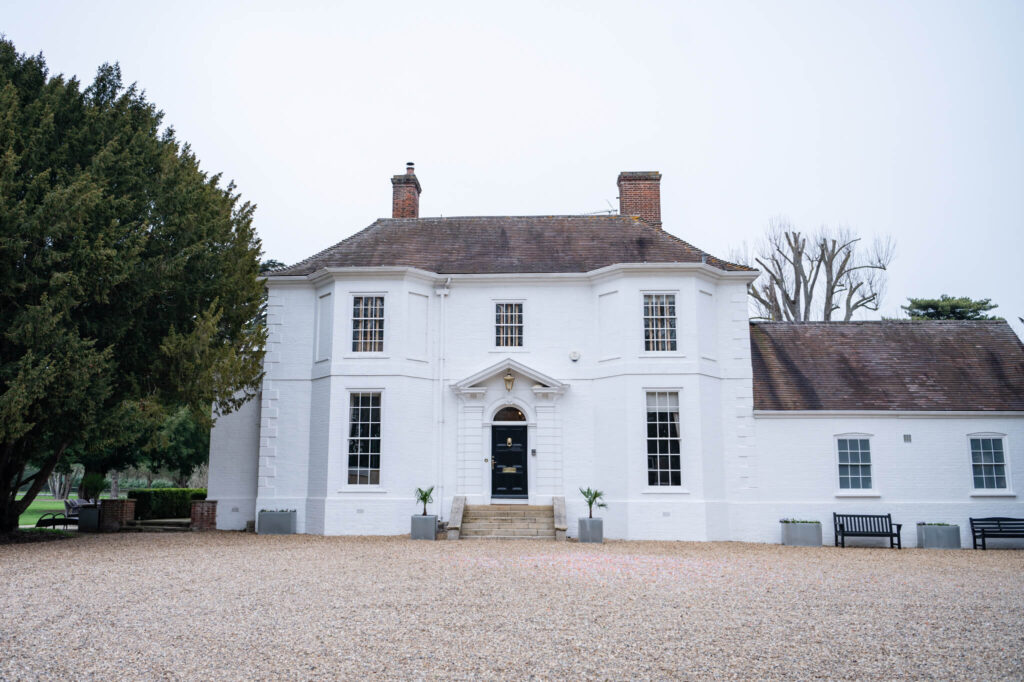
[391,162,421,218]
[617,171,662,229]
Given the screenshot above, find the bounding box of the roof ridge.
[652,228,754,272]
[274,219,385,274]
[273,214,753,275]
[379,214,640,221]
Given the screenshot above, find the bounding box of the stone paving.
[1,533,1021,680]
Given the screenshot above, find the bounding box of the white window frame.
[342,389,385,491]
[348,293,387,356]
[967,432,1013,496]
[493,300,525,350]
[644,390,683,488]
[834,433,879,497]
[640,291,680,354]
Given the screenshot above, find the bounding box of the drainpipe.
[435,277,451,520]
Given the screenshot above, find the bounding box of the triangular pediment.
[452,358,567,395]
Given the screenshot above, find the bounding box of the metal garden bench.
[969,517,1024,550]
[833,512,902,548]
[32,498,94,529]
[34,511,73,529]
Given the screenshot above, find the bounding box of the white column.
[532,387,565,497]
[455,389,487,497]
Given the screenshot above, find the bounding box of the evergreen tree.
[902,295,1000,320]
[147,406,210,487]
[0,40,266,531]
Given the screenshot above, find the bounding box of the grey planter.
[781,522,822,547]
[578,517,604,543]
[77,505,100,533]
[916,524,961,549]
[258,510,296,535]
[411,515,438,540]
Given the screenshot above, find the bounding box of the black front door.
[491,425,528,498]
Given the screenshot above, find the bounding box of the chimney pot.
[617,171,662,229]
[391,163,422,218]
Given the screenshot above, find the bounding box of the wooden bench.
[833,513,902,548]
[969,517,1024,550]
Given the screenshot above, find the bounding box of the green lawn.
[17,495,67,527]
[16,493,128,527]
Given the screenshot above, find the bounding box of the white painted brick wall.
[207,268,1024,545]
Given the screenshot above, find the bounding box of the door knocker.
[506,437,512,447]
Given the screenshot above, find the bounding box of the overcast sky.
[5,1,1022,335]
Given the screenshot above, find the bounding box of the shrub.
[80,473,106,501]
[779,518,820,524]
[128,488,207,519]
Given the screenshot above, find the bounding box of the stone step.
[461,527,556,537]
[127,518,190,526]
[125,518,190,532]
[121,525,190,532]
[462,516,554,524]
[466,503,552,509]
[456,504,557,541]
[461,521,555,530]
[460,532,557,540]
[463,510,554,518]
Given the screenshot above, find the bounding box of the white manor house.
[209,166,1024,546]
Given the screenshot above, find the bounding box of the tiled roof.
[750,321,1024,411]
[272,216,750,276]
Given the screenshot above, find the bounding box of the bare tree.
[47,463,83,501]
[734,218,895,322]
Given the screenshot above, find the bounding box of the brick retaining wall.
[190,500,218,531]
[99,499,136,532]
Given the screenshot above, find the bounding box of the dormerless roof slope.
[272,216,751,276]
[750,320,1024,411]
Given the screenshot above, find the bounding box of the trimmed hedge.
[127,488,207,520]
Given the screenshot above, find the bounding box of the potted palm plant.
[411,486,437,540]
[578,487,606,543]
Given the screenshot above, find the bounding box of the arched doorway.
[491,405,527,498]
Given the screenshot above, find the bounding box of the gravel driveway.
[1,533,1021,680]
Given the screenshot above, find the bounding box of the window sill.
[338,487,389,494]
[489,348,528,353]
[834,491,881,498]
[970,491,1016,498]
[342,353,390,359]
[641,488,691,495]
[638,353,686,359]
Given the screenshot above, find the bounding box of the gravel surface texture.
[2,533,1021,680]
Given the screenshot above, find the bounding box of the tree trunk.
[47,469,76,501]
[0,446,66,533]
